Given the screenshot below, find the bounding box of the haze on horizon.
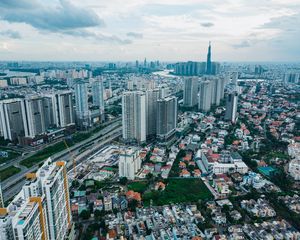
[0,0,300,62]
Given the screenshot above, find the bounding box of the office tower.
[119,148,141,180]
[156,96,178,141]
[122,91,146,143]
[0,99,28,142]
[92,77,105,113]
[24,96,46,138]
[198,81,212,112]
[74,81,90,127]
[146,89,160,138]
[183,77,198,107]
[206,41,212,75]
[225,92,238,123]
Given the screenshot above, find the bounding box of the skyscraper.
[206,41,212,75]
[55,91,74,128]
[183,77,198,107]
[24,96,46,138]
[122,91,146,143]
[156,96,178,141]
[145,89,160,138]
[74,81,90,127]
[198,81,212,112]
[0,99,28,142]
[225,92,238,123]
[92,77,105,114]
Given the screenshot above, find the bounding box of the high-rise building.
[283,73,300,84]
[119,148,141,180]
[74,81,90,127]
[159,85,169,99]
[0,209,13,240]
[24,96,46,138]
[145,89,160,138]
[206,41,212,75]
[231,72,238,86]
[127,80,134,90]
[0,99,28,142]
[225,92,238,123]
[174,61,206,76]
[55,91,74,128]
[183,77,198,107]
[43,91,74,129]
[156,96,178,141]
[0,159,72,240]
[92,77,105,112]
[122,91,146,143]
[198,81,212,112]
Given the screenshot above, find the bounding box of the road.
[0,118,121,172]
[2,122,122,201]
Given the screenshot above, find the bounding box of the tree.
[128,199,139,211]
[79,210,91,220]
[119,177,128,185]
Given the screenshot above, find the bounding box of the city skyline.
[0,0,300,62]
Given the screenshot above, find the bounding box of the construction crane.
[63,140,77,179]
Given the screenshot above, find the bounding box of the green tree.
[79,210,91,220]
[119,177,128,185]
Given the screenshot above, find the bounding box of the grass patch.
[0,166,21,181]
[128,181,148,193]
[143,178,213,206]
[0,148,21,164]
[20,141,67,167]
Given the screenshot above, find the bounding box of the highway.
[0,118,121,172]
[2,122,122,202]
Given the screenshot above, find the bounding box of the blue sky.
[0,0,299,61]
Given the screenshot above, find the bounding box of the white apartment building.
[122,91,146,143]
[0,159,72,240]
[119,148,141,180]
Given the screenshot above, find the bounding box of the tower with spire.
[206,41,212,75]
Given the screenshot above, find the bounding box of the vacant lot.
[143,178,213,206]
[128,181,148,193]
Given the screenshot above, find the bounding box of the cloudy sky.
[0,0,299,61]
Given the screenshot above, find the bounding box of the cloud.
[126,32,143,39]
[232,40,251,49]
[64,30,132,44]
[201,22,214,27]
[0,0,104,32]
[0,30,21,39]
